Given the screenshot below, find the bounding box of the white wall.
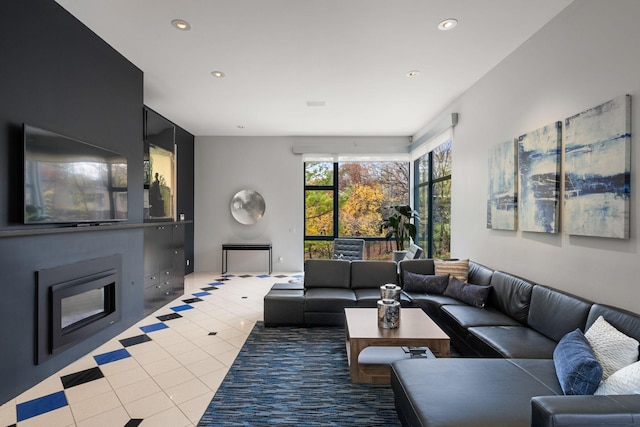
[420,0,640,313]
[194,136,304,273]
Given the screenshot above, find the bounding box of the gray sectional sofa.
[263,258,640,426]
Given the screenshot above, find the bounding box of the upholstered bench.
[263,289,304,326]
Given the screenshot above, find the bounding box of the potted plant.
[379,205,419,262]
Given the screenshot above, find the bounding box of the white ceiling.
[55,0,572,137]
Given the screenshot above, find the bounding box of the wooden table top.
[345,307,449,341]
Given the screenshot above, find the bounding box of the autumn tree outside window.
[304,161,410,260]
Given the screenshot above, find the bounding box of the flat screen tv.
[24,124,128,224]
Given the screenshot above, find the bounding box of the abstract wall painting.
[518,121,562,233]
[487,139,518,230]
[564,95,631,239]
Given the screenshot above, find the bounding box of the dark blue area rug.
[198,322,401,426]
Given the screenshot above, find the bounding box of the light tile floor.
[0,272,302,427]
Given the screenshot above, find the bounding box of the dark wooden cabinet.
[143,223,185,315]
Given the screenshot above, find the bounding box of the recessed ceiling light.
[406,70,421,77]
[438,19,458,31]
[211,71,226,78]
[171,19,191,31]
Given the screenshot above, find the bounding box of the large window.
[304,161,410,260]
[414,140,452,258]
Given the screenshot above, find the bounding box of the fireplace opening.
[36,255,122,365]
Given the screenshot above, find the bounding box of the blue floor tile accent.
[171,304,194,312]
[257,274,271,278]
[16,390,68,422]
[192,291,210,297]
[93,348,131,365]
[208,281,225,286]
[139,322,169,333]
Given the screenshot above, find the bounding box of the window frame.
[303,160,411,244]
[413,140,452,259]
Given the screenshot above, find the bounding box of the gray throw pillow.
[402,271,449,294]
[443,278,492,308]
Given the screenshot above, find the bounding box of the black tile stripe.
[61,366,104,389]
[182,297,203,304]
[201,286,219,291]
[124,419,143,427]
[119,334,152,347]
[156,313,182,321]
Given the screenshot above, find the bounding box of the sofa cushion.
[350,260,398,289]
[586,304,640,344]
[304,259,351,288]
[527,285,592,343]
[487,271,533,324]
[468,325,558,358]
[391,358,561,427]
[553,329,603,395]
[585,315,639,380]
[303,288,356,313]
[353,288,412,308]
[434,258,469,282]
[468,261,494,286]
[595,360,640,395]
[442,305,522,328]
[402,271,449,294]
[398,259,435,279]
[443,278,491,308]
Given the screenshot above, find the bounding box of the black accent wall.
[0,0,194,404]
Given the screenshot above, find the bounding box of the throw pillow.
[434,259,469,282]
[584,316,639,380]
[402,271,449,294]
[595,360,640,395]
[443,278,491,308]
[553,329,603,395]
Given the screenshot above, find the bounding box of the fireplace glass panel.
[61,288,105,330]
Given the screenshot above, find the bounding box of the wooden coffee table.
[345,307,450,384]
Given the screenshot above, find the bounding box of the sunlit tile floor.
[0,271,302,427]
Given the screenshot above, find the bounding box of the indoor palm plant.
[379,205,419,256]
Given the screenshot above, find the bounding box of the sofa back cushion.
[468,261,494,286]
[528,285,592,342]
[350,260,398,289]
[304,259,351,288]
[586,304,640,345]
[487,271,534,324]
[398,259,435,283]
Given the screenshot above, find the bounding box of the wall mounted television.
[24,124,128,224]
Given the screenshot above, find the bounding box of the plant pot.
[392,251,406,263]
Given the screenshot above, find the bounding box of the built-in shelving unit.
[143,222,185,315]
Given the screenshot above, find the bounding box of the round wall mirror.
[230,190,266,224]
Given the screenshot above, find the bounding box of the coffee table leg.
[348,339,368,383]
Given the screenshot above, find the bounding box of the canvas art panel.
[518,122,562,233]
[487,139,518,230]
[564,95,631,239]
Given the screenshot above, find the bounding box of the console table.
[221,243,272,274]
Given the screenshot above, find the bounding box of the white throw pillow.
[594,361,640,395]
[584,316,639,380]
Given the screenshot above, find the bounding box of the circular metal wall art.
[230,190,266,225]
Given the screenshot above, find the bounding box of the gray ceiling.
[56,0,572,137]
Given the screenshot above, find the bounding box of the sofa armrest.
[531,395,640,427]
